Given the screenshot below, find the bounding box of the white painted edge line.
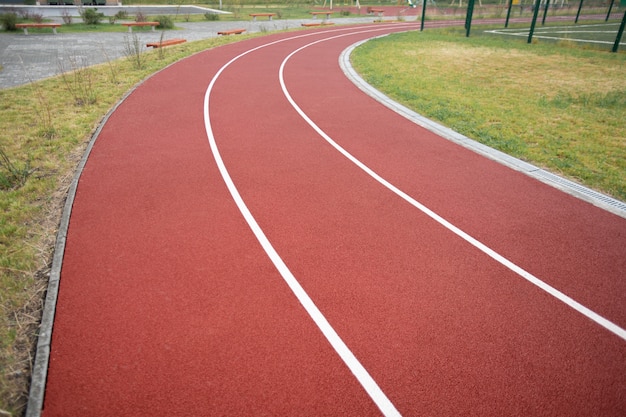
[339,38,626,220]
[280,35,626,342]
[203,28,407,417]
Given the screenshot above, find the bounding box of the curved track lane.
[40,22,625,417]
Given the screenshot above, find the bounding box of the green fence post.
[575,0,584,23]
[606,0,615,22]
[420,0,427,31]
[612,9,626,52]
[542,0,551,25]
[505,0,514,28]
[528,0,541,43]
[465,0,476,37]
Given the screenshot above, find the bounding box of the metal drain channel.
[533,169,626,212]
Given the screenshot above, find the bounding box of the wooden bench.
[121,22,160,33]
[369,8,385,17]
[146,38,187,48]
[15,23,61,35]
[249,13,276,22]
[217,28,246,36]
[310,11,335,20]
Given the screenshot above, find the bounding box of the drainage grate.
[534,169,626,213]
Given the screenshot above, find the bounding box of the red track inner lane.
[42,23,625,417]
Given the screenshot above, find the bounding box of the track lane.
[41,22,626,417]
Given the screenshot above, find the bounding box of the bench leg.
[253,16,257,21]
[269,16,272,21]
[22,28,28,35]
[128,26,132,33]
[52,27,57,34]
[151,26,155,31]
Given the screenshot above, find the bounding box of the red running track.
[40,23,626,416]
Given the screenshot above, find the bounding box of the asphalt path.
[30,19,626,417]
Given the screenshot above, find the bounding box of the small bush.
[58,54,97,106]
[0,147,32,190]
[0,13,17,31]
[204,12,220,21]
[61,9,73,25]
[124,33,144,69]
[135,10,147,22]
[155,15,173,29]
[115,10,128,20]
[31,13,43,23]
[81,8,104,25]
[17,9,31,20]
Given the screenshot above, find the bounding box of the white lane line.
[279,36,626,342]
[203,26,415,417]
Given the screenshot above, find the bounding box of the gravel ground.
[0,5,383,89]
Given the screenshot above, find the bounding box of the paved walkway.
[0,5,397,89]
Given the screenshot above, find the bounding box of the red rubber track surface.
[43,23,625,416]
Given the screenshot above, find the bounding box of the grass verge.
[350,24,626,201]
